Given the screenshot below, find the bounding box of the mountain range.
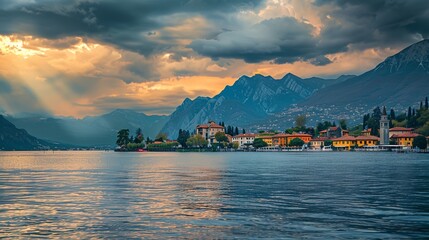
[2,39,428,148]
[304,39,429,106]
[160,74,352,138]
[6,109,168,147]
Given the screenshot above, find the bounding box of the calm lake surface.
[0,151,428,239]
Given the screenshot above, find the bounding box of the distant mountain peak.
[374,39,429,73]
[282,72,299,79]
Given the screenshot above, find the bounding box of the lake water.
[0,151,428,239]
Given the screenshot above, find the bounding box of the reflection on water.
[0,151,428,238]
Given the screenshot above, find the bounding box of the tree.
[295,115,307,128]
[186,134,208,148]
[413,136,427,149]
[232,142,239,150]
[134,128,143,143]
[177,129,190,148]
[324,139,333,146]
[242,128,246,134]
[234,127,239,136]
[408,106,412,119]
[215,132,229,143]
[425,97,429,110]
[253,138,268,148]
[155,132,168,142]
[339,119,347,130]
[390,109,396,120]
[116,129,130,146]
[289,138,305,147]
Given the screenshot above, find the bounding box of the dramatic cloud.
[191,0,429,63]
[0,0,428,117]
[190,17,325,64]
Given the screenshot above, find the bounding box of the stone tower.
[379,106,389,145]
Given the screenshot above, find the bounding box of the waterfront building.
[390,133,421,147]
[355,135,379,147]
[332,135,356,150]
[389,127,414,138]
[256,135,274,146]
[289,133,312,144]
[379,107,389,145]
[309,137,328,150]
[196,121,225,144]
[272,133,291,147]
[232,133,256,147]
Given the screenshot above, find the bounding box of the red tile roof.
[333,135,356,141]
[390,133,421,138]
[355,135,379,141]
[208,122,224,128]
[196,124,209,129]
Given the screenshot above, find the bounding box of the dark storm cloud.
[315,0,429,50]
[0,0,264,55]
[190,17,323,64]
[191,0,429,64]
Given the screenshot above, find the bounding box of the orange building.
[272,133,291,147]
[288,133,312,144]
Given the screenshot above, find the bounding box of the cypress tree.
[420,101,423,110]
[234,127,239,136]
[242,129,246,134]
[425,97,429,110]
[389,109,396,120]
[408,106,412,119]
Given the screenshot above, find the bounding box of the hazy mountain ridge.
[0,115,52,150]
[7,109,169,147]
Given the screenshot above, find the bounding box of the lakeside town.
[116,98,429,153]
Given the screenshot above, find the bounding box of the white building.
[232,134,256,147]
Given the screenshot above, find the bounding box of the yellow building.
[390,133,421,147]
[256,135,274,146]
[389,127,414,138]
[332,136,356,150]
[355,135,379,147]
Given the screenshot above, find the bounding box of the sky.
[0,0,428,118]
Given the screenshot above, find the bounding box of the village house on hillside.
[196,121,225,145]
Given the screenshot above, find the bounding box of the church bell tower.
[380,106,389,145]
